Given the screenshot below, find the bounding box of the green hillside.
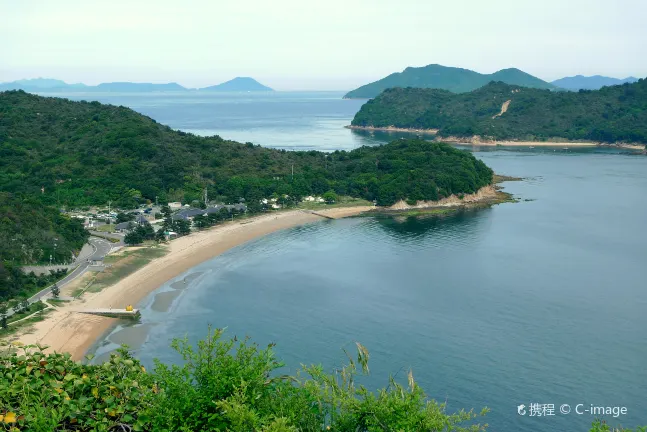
[0,90,492,208]
[0,193,89,265]
[344,64,555,99]
[351,79,647,144]
[0,90,493,273]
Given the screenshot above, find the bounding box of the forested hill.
[351,79,647,144]
[0,90,492,211]
[344,64,555,99]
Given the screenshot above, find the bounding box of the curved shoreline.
[12,184,516,361]
[346,126,645,150]
[346,125,439,134]
[15,208,370,360]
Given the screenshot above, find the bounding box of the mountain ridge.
[344,64,555,99]
[0,77,272,93]
[551,75,639,91]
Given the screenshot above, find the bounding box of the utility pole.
[108,200,111,215]
[291,164,294,181]
[204,188,208,206]
[155,196,158,206]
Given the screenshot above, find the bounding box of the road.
[3,237,115,318]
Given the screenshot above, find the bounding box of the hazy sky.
[1,0,646,90]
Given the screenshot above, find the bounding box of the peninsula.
[0,90,496,309]
[350,79,647,147]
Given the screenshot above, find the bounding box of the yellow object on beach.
[126,305,133,311]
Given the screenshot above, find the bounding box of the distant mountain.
[0,78,186,93]
[1,77,275,93]
[93,82,186,92]
[344,64,556,99]
[551,75,639,91]
[350,79,647,144]
[200,77,273,92]
[0,78,87,91]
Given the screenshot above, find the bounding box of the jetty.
[74,308,140,319]
[302,210,335,220]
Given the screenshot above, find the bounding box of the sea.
[47,91,647,431]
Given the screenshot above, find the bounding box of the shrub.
[0,329,494,431]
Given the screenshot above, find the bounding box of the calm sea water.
[73,92,647,431]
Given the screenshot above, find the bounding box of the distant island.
[350,79,647,146]
[343,64,555,99]
[0,77,272,93]
[551,75,639,91]
[0,78,187,93]
[199,77,273,92]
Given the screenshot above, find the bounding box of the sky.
[1,0,646,90]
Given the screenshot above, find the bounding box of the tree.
[155,228,166,242]
[322,190,338,204]
[172,219,191,236]
[193,214,209,229]
[0,303,7,329]
[116,212,135,224]
[20,299,30,312]
[51,284,60,299]
[124,231,143,245]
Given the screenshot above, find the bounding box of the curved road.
[4,237,115,318]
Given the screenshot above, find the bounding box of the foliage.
[124,224,155,245]
[344,64,555,99]
[0,344,155,431]
[0,262,67,302]
[0,91,493,210]
[0,330,491,431]
[590,419,647,432]
[351,80,647,144]
[322,190,337,204]
[115,212,135,224]
[0,192,89,264]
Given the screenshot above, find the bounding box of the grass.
[95,224,116,233]
[46,299,68,305]
[84,246,167,294]
[0,307,54,338]
[6,301,47,325]
[60,271,94,297]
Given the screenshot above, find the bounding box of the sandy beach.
[345,125,440,134]
[345,127,628,148]
[15,207,370,360]
[437,136,599,147]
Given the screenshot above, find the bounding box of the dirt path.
[492,99,511,119]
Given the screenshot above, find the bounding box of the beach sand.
[439,137,599,147]
[15,207,370,360]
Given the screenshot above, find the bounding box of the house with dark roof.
[115,215,151,232]
[115,222,134,232]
